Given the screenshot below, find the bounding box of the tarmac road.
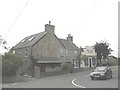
[2,66,118,88]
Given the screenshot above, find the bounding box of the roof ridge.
[59,38,79,50]
[26,31,45,38]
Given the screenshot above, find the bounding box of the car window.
[94,69,106,72]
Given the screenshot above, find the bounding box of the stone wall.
[32,33,65,62]
[45,66,61,72]
[15,47,33,76]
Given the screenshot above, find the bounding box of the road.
[2,66,118,88]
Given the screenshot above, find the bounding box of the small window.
[21,39,26,43]
[74,50,77,54]
[65,49,68,54]
[29,36,34,41]
[25,49,28,57]
[60,49,64,53]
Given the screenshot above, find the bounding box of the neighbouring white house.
[81,46,97,68]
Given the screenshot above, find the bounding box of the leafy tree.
[94,40,113,66]
[2,53,23,76]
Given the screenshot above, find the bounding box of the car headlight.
[100,73,105,76]
[90,73,93,76]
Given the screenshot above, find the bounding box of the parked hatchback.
[90,66,112,80]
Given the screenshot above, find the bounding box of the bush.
[2,53,23,77]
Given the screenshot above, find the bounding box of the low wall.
[2,76,16,83]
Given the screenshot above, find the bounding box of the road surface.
[2,66,118,88]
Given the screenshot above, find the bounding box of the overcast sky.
[0,0,119,56]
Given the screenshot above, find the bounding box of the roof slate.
[13,32,79,50]
[59,39,79,50]
[14,32,47,49]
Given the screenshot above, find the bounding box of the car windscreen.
[94,69,106,72]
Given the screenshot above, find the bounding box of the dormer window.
[21,39,26,43]
[29,36,34,41]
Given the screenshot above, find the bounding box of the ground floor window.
[73,61,79,68]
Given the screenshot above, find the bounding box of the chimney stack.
[67,34,73,42]
[49,21,51,25]
[45,21,55,34]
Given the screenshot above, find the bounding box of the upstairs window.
[60,49,64,53]
[25,49,28,57]
[29,36,34,41]
[21,39,26,43]
[74,50,77,54]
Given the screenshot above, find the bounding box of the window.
[60,49,65,56]
[73,61,78,68]
[29,36,34,41]
[60,49,64,53]
[94,69,106,72]
[74,50,77,54]
[65,49,68,54]
[21,39,26,43]
[25,49,28,57]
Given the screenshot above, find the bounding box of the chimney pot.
[49,21,51,25]
[68,34,71,37]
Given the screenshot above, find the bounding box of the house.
[81,46,97,68]
[13,21,80,76]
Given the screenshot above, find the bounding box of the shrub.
[2,53,23,77]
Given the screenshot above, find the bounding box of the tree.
[94,40,113,66]
[0,35,10,51]
[2,53,23,76]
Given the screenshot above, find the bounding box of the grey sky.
[0,0,119,56]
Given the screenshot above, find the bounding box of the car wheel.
[110,75,112,78]
[91,77,94,80]
[105,75,108,80]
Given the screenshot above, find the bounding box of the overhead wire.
[80,0,98,28]
[4,0,30,40]
[1,0,30,49]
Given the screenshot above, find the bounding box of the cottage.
[13,21,80,76]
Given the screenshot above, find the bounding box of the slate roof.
[14,32,79,50]
[59,39,79,50]
[14,32,47,49]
